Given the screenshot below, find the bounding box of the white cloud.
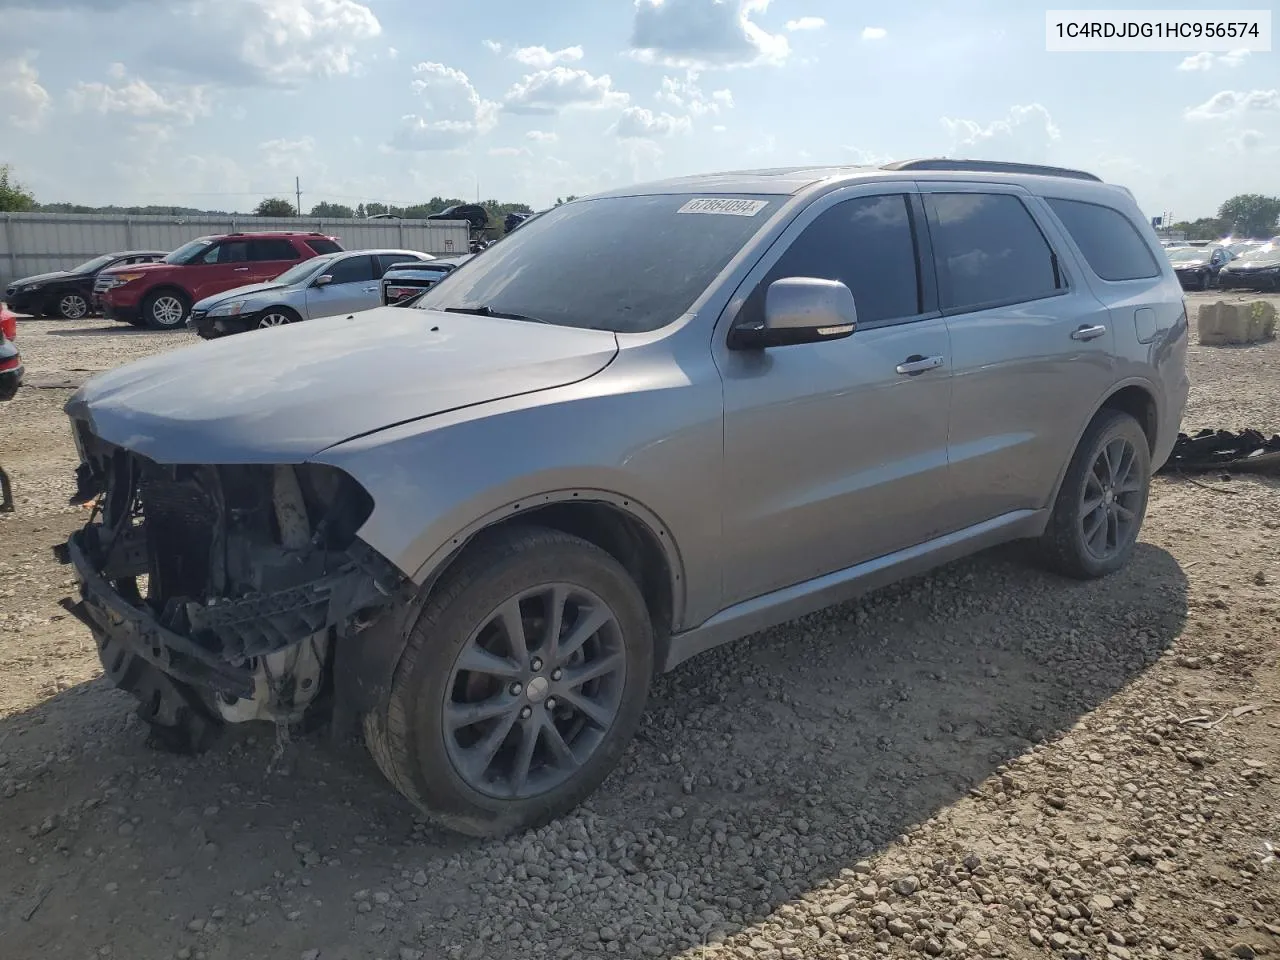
[526,129,558,142]
[0,57,50,128]
[259,135,316,168]
[712,123,727,133]
[861,26,888,40]
[390,61,499,150]
[387,46,398,60]
[503,67,629,115]
[616,106,692,139]
[841,146,893,165]
[1177,50,1249,71]
[68,68,212,124]
[176,0,383,86]
[785,17,825,31]
[630,0,790,68]
[489,146,532,157]
[942,103,1060,161]
[1185,89,1279,120]
[483,39,503,54]
[657,73,734,116]
[510,45,585,68]
[1228,129,1264,153]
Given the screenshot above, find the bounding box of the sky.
[0,0,1276,219]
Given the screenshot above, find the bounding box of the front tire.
[142,290,190,330]
[55,292,90,320]
[1037,409,1151,580]
[256,307,301,329]
[365,526,654,837]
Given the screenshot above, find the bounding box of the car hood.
[11,270,76,287]
[194,281,292,310]
[65,307,619,464]
[1232,255,1280,268]
[99,261,173,277]
[1171,259,1209,268]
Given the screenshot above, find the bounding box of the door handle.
[895,355,945,376]
[1071,324,1107,341]
[362,286,378,292]
[234,267,250,272]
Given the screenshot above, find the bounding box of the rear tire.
[142,290,190,330]
[364,526,653,837]
[1037,409,1151,580]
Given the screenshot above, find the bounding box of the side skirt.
[661,509,1049,672]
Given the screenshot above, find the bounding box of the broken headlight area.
[59,438,405,737]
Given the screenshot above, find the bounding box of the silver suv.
[188,248,434,338]
[60,160,1188,836]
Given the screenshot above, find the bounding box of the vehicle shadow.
[44,325,171,337]
[0,543,1188,960]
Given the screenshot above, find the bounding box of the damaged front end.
[57,424,405,748]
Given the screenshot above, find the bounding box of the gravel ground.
[0,294,1277,960]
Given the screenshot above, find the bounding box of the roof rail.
[880,158,1102,182]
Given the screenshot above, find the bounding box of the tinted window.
[251,238,301,262]
[926,193,1062,312]
[738,194,920,327]
[327,255,376,285]
[1046,198,1159,281]
[413,193,777,333]
[306,238,342,255]
[377,254,425,276]
[204,241,250,264]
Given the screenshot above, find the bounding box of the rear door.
[304,254,378,318]
[249,238,304,282]
[921,184,1117,530]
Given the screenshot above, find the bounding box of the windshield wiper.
[442,305,550,324]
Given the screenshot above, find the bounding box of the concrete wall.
[0,212,472,286]
[1198,300,1278,346]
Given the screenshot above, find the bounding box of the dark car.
[427,204,489,231]
[0,303,22,511]
[380,255,472,305]
[1166,244,1232,290]
[1217,242,1280,292]
[5,251,167,319]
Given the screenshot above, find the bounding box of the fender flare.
[334,487,687,716]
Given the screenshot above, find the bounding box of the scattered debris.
[1160,429,1280,475]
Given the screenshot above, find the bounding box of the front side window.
[736,193,921,328]
[166,238,214,264]
[326,255,376,285]
[1046,197,1160,282]
[925,193,1062,313]
[203,241,250,264]
[413,193,779,333]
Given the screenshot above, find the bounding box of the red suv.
[98,232,343,329]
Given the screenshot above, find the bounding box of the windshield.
[71,254,116,274]
[164,238,214,264]
[413,193,779,333]
[1238,242,1279,262]
[1167,248,1211,262]
[271,254,335,285]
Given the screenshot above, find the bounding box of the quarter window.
[739,193,921,328]
[1046,198,1160,282]
[925,193,1062,313]
[306,238,343,255]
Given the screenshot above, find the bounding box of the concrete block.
[1197,300,1277,346]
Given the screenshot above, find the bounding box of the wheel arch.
[1045,379,1159,511]
[334,490,686,718]
[258,304,303,325]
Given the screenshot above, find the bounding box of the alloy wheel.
[442,584,627,800]
[1080,436,1143,560]
[258,313,293,328]
[59,294,89,320]
[152,296,185,327]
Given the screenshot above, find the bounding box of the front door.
[919,185,1118,530]
[304,254,379,319]
[187,239,254,301]
[714,187,955,607]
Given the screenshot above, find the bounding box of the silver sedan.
[189,249,434,338]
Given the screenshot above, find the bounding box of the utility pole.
[295,176,302,217]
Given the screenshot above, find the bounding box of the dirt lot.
[0,295,1277,960]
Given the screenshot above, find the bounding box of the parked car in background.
[1225,239,1263,258]
[0,303,19,511]
[98,232,342,330]
[380,254,472,306]
[1217,242,1280,291]
[60,159,1188,837]
[1166,244,1233,290]
[189,249,433,338]
[4,251,167,319]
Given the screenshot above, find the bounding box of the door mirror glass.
[729,277,858,350]
[313,274,333,287]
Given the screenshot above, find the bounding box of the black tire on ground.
[55,292,91,320]
[364,525,654,837]
[142,289,191,330]
[1037,408,1151,580]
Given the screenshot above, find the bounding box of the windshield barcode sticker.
[677,198,769,217]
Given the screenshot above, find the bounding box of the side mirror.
[728,277,858,351]
[313,274,333,287]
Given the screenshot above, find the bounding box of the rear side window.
[739,193,921,327]
[251,238,301,262]
[377,254,425,276]
[925,193,1062,313]
[1046,198,1160,281]
[306,238,342,255]
[327,255,376,285]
